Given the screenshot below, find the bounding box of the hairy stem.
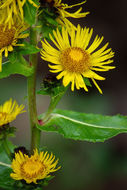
[43,90,66,122]
[27,27,41,153]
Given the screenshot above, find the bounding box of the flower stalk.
[43,89,67,122]
[27,27,41,153]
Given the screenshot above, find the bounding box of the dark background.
[1,0,127,189]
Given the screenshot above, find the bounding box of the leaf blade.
[0,51,34,79]
[37,109,127,142]
[17,41,40,55]
[23,0,38,26]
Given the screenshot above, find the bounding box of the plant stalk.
[43,90,66,122]
[27,27,41,153]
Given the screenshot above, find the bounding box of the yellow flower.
[0,7,7,25]
[0,0,38,27]
[10,149,61,184]
[0,99,25,126]
[41,25,115,93]
[53,0,89,29]
[0,20,29,72]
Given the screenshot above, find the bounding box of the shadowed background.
[0,0,127,189]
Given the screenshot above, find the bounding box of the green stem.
[43,90,66,122]
[27,27,41,153]
[3,139,12,161]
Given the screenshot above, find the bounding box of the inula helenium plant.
[0,0,126,189]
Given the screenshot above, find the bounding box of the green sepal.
[18,176,55,190]
[37,109,127,142]
[39,176,55,187]
[0,51,34,79]
[37,75,66,97]
[16,41,40,55]
[83,77,92,87]
[0,125,16,141]
[23,0,39,26]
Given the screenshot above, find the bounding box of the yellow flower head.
[0,99,25,126]
[0,19,29,72]
[42,0,89,29]
[41,25,115,93]
[0,0,38,27]
[56,0,89,27]
[10,149,61,184]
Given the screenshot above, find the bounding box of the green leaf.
[17,41,40,55]
[45,14,58,26]
[0,140,15,164]
[37,7,60,40]
[0,51,34,79]
[0,141,15,189]
[37,109,127,142]
[23,0,38,26]
[41,24,55,39]
[0,168,15,190]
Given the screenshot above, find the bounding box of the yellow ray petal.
[91,78,103,94]
[83,70,105,80]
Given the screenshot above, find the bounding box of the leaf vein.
[51,113,126,130]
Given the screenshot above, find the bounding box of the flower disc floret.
[0,25,15,49]
[60,47,90,73]
[10,149,60,184]
[41,25,115,93]
[0,99,25,126]
[0,20,29,71]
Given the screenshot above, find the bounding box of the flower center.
[0,25,15,49]
[60,47,90,73]
[21,160,45,178]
